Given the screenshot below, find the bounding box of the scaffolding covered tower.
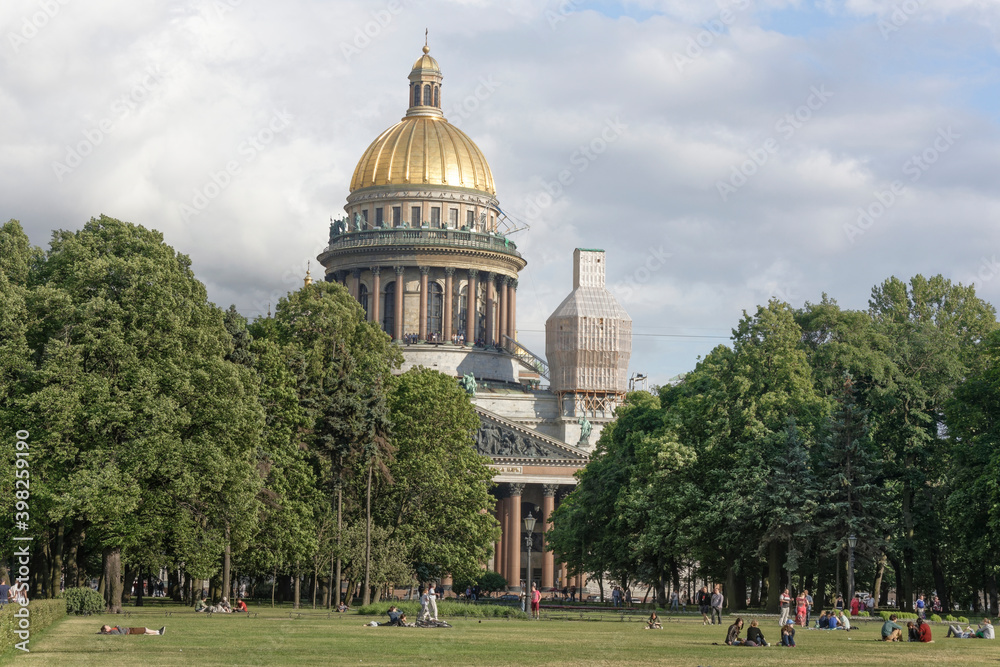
[545,249,632,416]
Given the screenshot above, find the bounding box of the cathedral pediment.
[473,406,590,464]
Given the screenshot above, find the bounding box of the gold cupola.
[348,46,496,196]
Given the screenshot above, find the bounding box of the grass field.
[5,605,999,666]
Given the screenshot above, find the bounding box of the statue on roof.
[577,416,592,445]
[460,373,477,396]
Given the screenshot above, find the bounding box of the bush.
[356,600,527,620]
[945,614,956,622]
[64,587,105,615]
[930,614,942,622]
[0,599,66,653]
[958,616,968,624]
[857,611,869,617]
[477,571,508,595]
[879,611,917,621]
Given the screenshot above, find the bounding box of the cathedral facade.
[318,46,632,594]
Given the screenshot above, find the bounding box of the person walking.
[795,590,808,627]
[710,584,724,625]
[427,582,439,621]
[778,588,792,626]
[804,589,813,627]
[697,586,711,625]
[669,590,679,613]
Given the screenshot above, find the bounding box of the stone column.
[443,267,454,343]
[466,269,478,345]
[484,272,495,346]
[494,496,505,578]
[506,483,523,590]
[393,266,404,342]
[512,279,519,339]
[497,277,508,346]
[351,269,361,300]
[370,267,381,325]
[542,484,557,589]
[418,266,429,342]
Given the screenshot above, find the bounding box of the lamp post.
[523,513,536,595]
[847,534,858,607]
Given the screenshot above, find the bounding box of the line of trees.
[548,276,1000,615]
[0,216,500,611]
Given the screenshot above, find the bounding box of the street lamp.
[847,534,858,608]
[523,513,536,596]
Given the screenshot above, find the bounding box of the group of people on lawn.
[723,610,993,646]
[195,595,248,614]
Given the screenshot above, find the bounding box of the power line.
[517,329,729,340]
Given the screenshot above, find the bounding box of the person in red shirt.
[916,618,933,642]
[235,598,248,613]
[530,583,541,620]
[850,595,861,616]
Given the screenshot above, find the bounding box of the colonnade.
[330,266,518,345]
[492,482,584,593]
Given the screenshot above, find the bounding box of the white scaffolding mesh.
[545,249,632,393]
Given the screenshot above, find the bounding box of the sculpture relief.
[475,422,551,459]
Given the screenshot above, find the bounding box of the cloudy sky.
[3,0,999,384]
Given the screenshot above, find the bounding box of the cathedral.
[317,45,632,594]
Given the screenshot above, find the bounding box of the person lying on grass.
[947,618,994,639]
[99,625,165,636]
[363,606,411,627]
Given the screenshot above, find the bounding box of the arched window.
[433,86,439,108]
[358,283,369,320]
[382,282,395,336]
[426,282,443,342]
[457,285,468,341]
[424,84,431,106]
[413,84,421,106]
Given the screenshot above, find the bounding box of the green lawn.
[6,606,999,666]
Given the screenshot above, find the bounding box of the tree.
[378,368,500,584]
[14,216,264,610]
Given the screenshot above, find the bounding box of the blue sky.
[2,0,1000,385]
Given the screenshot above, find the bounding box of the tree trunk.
[734,570,747,610]
[222,525,232,605]
[312,567,318,609]
[750,570,760,607]
[335,481,343,608]
[293,566,301,609]
[766,541,782,613]
[725,561,737,611]
[988,572,998,616]
[872,552,886,611]
[271,566,277,607]
[135,566,144,606]
[103,546,123,613]
[49,525,64,598]
[363,463,373,606]
[929,547,949,613]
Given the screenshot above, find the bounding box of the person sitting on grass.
[645,611,662,630]
[218,597,232,613]
[745,619,768,646]
[234,597,248,613]
[836,610,851,631]
[915,618,933,642]
[947,618,994,639]
[827,611,839,630]
[881,614,904,641]
[337,601,349,612]
[780,620,796,647]
[724,617,744,645]
[817,610,829,629]
[907,621,919,641]
[99,624,165,636]
[195,596,209,612]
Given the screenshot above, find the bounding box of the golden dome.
[349,115,496,195]
[411,47,440,72]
